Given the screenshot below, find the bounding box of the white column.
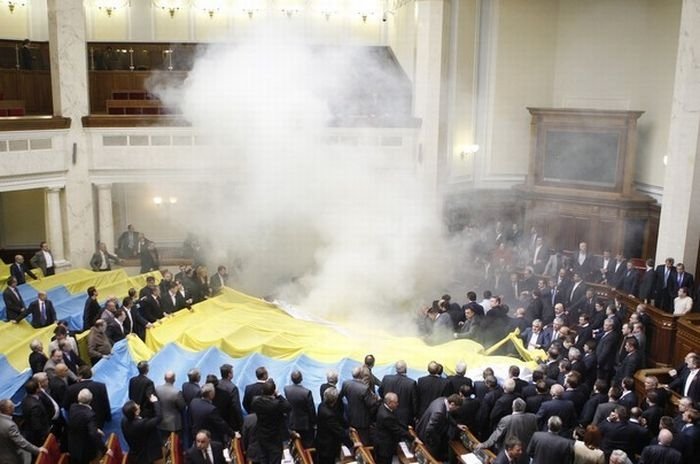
[48,0,96,268]
[46,187,65,262]
[413,0,451,196]
[96,183,115,253]
[655,0,700,273]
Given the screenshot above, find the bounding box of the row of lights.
[153,196,177,205]
[93,0,384,22]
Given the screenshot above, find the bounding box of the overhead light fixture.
[193,0,224,18]
[153,196,163,205]
[168,196,178,204]
[6,0,25,14]
[95,0,128,17]
[358,10,375,23]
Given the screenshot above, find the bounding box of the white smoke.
[152,20,472,329]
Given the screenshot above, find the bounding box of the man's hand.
[474,443,484,450]
[38,447,48,454]
[106,449,114,457]
[149,394,158,403]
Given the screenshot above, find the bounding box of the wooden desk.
[406,427,441,464]
[349,428,376,464]
[450,429,496,464]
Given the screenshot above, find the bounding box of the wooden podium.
[515,108,660,259]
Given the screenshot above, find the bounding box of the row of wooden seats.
[112,90,157,100]
[0,99,26,116]
[106,99,180,115]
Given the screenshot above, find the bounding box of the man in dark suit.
[340,366,379,444]
[669,353,700,404]
[567,273,587,314]
[64,366,112,428]
[607,253,627,289]
[217,364,243,432]
[3,277,28,323]
[189,384,233,444]
[572,242,594,281]
[675,263,695,291]
[379,360,418,427]
[185,429,227,464]
[493,437,525,464]
[121,396,163,464]
[372,392,413,464]
[284,370,316,447]
[20,379,51,446]
[250,380,291,464]
[140,286,165,323]
[83,286,101,331]
[66,389,107,464]
[531,237,549,275]
[639,429,683,464]
[639,259,657,303]
[183,368,202,406]
[243,366,269,413]
[315,387,351,464]
[27,291,57,329]
[579,380,609,426]
[490,379,522,430]
[620,262,640,296]
[10,254,37,284]
[129,361,156,418]
[526,416,574,464]
[614,337,642,385]
[598,406,637,460]
[535,385,576,436]
[521,319,551,351]
[595,318,620,382]
[416,361,450,417]
[655,257,677,312]
[415,394,464,461]
[161,281,192,314]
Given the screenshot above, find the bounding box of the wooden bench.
[112,90,156,100]
[106,98,179,115]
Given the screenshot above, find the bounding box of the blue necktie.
[40,302,46,324]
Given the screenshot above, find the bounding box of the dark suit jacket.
[189,398,233,443]
[184,441,227,464]
[29,351,48,374]
[579,393,607,426]
[527,431,574,464]
[64,379,112,428]
[526,394,548,414]
[595,331,620,372]
[655,265,677,304]
[27,299,57,328]
[315,403,350,463]
[639,269,657,301]
[217,379,243,431]
[608,260,627,288]
[675,272,694,292]
[521,328,550,350]
[614,351,642,384]
[669,370,700,404]
[567,282,588,313]
[83,297,101,331]
[20,394,50,446]
[379,373,418,426]
[284,384,316,432]
[620,269,640,296]
[161,291,189,314]
[340,378,378,429]
[182,381,202,406]
[490,392,521,429]
[10,261,37,284]
[129,374,156,418]
[536,398,576,434]
[618,391,638,411]
[243,381,267,414]
[416,398,452,461]
[373,403,411,459]
[3,287,27,322]
[66,403,106,464]
[140,295,164,322]
[122,401,163,464]
[639,444,682,464]
[250,394,291,442]
[598,420,638,458]
[416,375,449,417]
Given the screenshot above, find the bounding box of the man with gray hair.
[447,361,472,395]
[536,384,576,434]
[189,383,233,444]
[373,392,413,464]
[156,370,186,439]
[67,388,109,464]
[490,378,521,428]
[379,360,418,426]
[609,449,632,464]
[340,365,380,444]
[0,398,47,464]
[527,416,574,464]
[477,397,538,451]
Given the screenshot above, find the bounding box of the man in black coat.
[655,258,677,312]
[20,379,51,446]
[217,364,243,432]
[129,361,156,418]
[620,262,640,296]
[121,396,162,464]
[639,259,657,303]
[189,383,233,444]
[598,406,638,460]
[639,429,682,464]
[493,438,525,464]
[595,318,620,382]
[315,387,352,464]
[3,277,28,323]
[26,291,57,329]
[614,337,642,385]
[182,368,202,406]
[10,254,37,284]
[372,392,413,464]
[379,360,418,427]
[243,366,269,414]
[535,385,576,436]
[250,380,292,464]
[416,361,449,417]
[185,429,227,464]
[66,389,107,464]
[527,416,574,464]
[63,366,112,428]
[284,370,316,447]
[669,353,700,405]
[339,366,380,445]
[415,394,464,461]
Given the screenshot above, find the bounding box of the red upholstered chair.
[0,109,8,116]
[101,433,124,464]
[35,433,62,464]
[142,107,159,115]
[113,92,129,100]
[108,107,124,115]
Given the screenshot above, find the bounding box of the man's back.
[416,375,448,417]
[380,373,417,426]
[284,383,316,431]
[527,430,573,464]
[155,383,185,432]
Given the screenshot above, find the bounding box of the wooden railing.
[230,432,246,464]
[289,431,315,464]
[586,282,700,367]
[349,428,376,464]
[406,426,440,464]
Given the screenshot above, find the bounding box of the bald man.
[155,370,186,438]
[11,254,37,285]
[639,429,682,464]
[373,392,413,464]
[27,291,56,328]
[535,384,576,435]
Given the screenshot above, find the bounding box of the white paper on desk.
[461,453,482,464]
[341,446,352,457]
[399,442,414,458]
[223,448,232,463]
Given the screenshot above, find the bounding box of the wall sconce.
[95,0,128,17]
[242,8,258,18]
[193,0,223,18]
[153,196,163,205]
[153,196,177,206]
[153,0,184,18]
[319,8,336,21]
[6,1,25,13]
[663,155,668,166]
[460,144,480,159]
[281,7,301,19]
[357,10,375,22]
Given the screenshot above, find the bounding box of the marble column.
[96,183,115,252]
[46,187,65,262]
[655,0,700,274]
[48,0,95,268]
[413,0,451,197]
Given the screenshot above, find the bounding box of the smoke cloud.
[151,20,472,330]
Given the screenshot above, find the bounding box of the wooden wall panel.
[0,69,52,115]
